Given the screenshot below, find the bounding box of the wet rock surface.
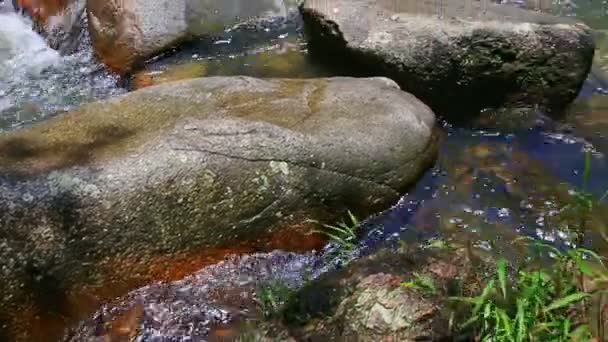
[87,0,291,73]
[131,43,330,90]
[0,76,437,340]
[567,94,608,156]
[300,0,594,120]
[12,0,70,21]
[255,243,493,342]
[64,241,495,342]
[65,251,318,341]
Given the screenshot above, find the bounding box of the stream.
[1,0,608,340]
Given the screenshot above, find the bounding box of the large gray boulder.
[300,0,595,120]
[87,0,291,73]
[0,76,437,341]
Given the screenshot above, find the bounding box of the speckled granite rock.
[301,0,594,120]
[0,76,437,340]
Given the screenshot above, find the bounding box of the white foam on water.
[0,12,61,77]
[0,9,123,131]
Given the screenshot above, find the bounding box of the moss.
[0,78,332,175]
[306,80,327,114]
[213,79,328,128]
[0,93,182,174]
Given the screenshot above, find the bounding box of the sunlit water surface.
[0,10,122,131]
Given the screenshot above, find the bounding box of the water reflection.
[361,121,608,252]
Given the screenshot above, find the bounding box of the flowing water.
[0,4,122,132]
[1,0,608,340]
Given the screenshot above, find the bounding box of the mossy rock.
[301,0,594,120]
[264,242,494,341]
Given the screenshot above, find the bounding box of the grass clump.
[452,152,608,341]
[401,272,438,296]
[256,279,294,320]
[315,210,360,258]
[452,238,608,341]
[455,257,591,341]
[316,210,359,249]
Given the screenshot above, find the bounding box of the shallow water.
[2,0,608,340]
[0,11,122,132]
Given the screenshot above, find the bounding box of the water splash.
[0,12,60,77]
[66,251,320,341]
[0,10,123,131]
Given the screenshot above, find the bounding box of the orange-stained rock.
[15,0,69,23]
[86,0,289,74]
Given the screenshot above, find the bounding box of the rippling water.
[0,10,123,131]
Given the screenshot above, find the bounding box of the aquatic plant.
[256,279,294,320]
[560,150,595,246]
[314,210,360,256]
[453,149,608,341]
[401,272,438,296]
[454,253,592,341]
[452,234,608,341]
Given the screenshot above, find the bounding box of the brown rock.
[87,0,290,73]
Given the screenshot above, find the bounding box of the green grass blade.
[448,296,479,304]
[319,225,356,243]
[571,255,608,282]
[569,324,591,341]
[473,279,495,316]
[600,188,608,203]
[533,241,563,258]
[516,299,526,342]
[322,224,351,236]
[562,319,571,338]
[583,150,591,191]
[543,292,589,313]
[460,315,479,329]
[572,248,604,264]
[497,258,508,299]
[314,230,349,246]
[483,302,492,320]
[497,308,513,339]
[401,281,417,289]
[347,210,359,227]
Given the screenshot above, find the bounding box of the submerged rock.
[567,93,608,154]
[131,44,328,90]
[260,242,494,341]
[66,242,495,342]
[65,251,318,341]
[87,0,291,73]
[0,76,437,340]
[300,0,594,120]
